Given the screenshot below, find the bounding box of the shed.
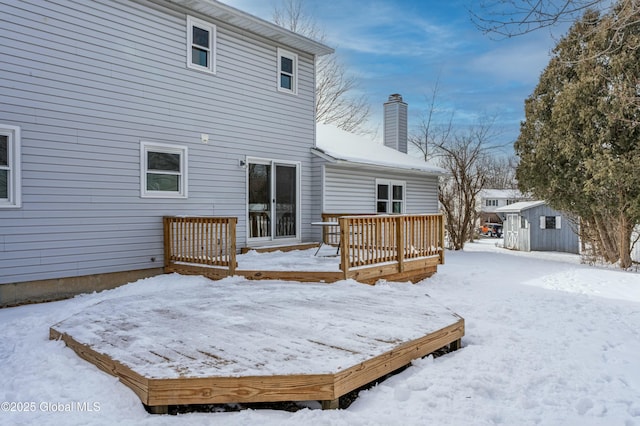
[496,201,579,254]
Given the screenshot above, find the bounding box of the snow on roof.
[495,200,546,213]
[480,188,526,199]
[313,123,446,175]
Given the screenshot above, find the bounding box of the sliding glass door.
[248,159,299,241]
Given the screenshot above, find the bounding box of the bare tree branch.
[273,0,370,133]
[470,0,606,37]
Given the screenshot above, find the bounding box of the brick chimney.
[383,93,408,153]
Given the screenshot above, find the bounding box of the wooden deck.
[164,214,445,284]
[50,279,464,412]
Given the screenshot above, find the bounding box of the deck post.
[439,214,445,264]
[339,217,350,279]
[396,216,405,273]
[163,217,171,270]
[229,217,237,275]
[321,398,340,410]
[145,404,169,415]
[449,338,462,351]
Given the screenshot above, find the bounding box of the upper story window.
[485,199,498,207]
[187,16,216,74]
[140,142,188,199]
[376,179,405,214]
[277,48,298,94]
[0,124,21,208]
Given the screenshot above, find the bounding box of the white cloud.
[470,43,552,85]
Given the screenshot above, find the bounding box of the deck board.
[51,278,464,408]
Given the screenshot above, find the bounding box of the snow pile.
[1,240,639,425]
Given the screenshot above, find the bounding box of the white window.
[485,199,498,207]
[187,16,216,73]
[140,142,188,198]
[277,48,298,94]
[376,179,405,214]
[0,124,21,208]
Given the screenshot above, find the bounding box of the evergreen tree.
[515,1,640,268]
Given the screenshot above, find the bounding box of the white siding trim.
[140,141,188,199]
[186,15,217,74]
[0,124,21,208]
[277,47,298,95]
[375,178,406,214]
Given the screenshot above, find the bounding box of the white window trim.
[140,141,188,199]
[277,47,298,94]
[187,15,216,74]
[0,124,21,209]
[376,178,406,214]
[539,215,562,230]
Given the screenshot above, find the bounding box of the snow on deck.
[51,276,461,380]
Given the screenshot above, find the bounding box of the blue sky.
[224,0,565,153]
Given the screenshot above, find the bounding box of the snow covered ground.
[2,239,640,425]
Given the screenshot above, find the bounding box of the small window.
[141,142,188,198]
[485,199,498,207]
[376,179,405,214]
[540,215,561,229]
[0,124,21,208]
[277,48,298,94]
[187,16,216,73]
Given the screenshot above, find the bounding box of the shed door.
[505,213,519,249]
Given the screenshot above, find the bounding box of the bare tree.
[408,80,454,162]
[409,84,504,249]
[273,0,322,38]
[483,155,519,189]
[273,0,370,133]
[436,125,494,250]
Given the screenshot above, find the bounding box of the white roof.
[495,200,546,213]
[313,123,446,175]
[480,189,525,199]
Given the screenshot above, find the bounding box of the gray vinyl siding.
[309,151,324,240]
[0,0,317,285]
[321,163,439,215]
[525,205,579,254]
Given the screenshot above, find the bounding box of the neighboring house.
[478,189,529,225]
[311,95,446,219]
[0,0,333,305]
[496,201,579,254]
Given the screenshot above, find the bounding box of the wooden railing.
[163,216,237,274]
[338,214,444,271]
[320,213,374,246]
